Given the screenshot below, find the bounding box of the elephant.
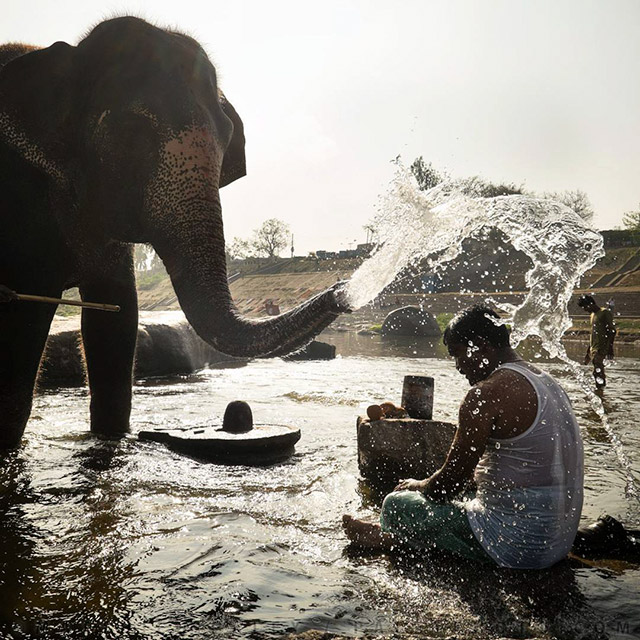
[0,17,350,449]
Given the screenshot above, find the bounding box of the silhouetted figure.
[578,294,616,390]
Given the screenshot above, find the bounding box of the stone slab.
[138,424,301,466]
[357,416,455,483]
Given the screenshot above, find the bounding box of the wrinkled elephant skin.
[0,17,349,448]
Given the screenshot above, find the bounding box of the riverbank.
[54,290,640,345]
[55,259,640,344]
[320,303,640,344]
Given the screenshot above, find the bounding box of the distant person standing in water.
[577,294,616,390]
[343,305,584,569]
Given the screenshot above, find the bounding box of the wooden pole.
[15,293,120,312]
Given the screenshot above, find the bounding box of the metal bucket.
[401,375,434,420]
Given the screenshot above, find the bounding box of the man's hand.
[606,344,615,360]
[0,285,17,303]
[394,478,427,493]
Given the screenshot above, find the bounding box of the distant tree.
[134,245,163,272]
[229,219,291,260]
[456,175,523,198]
[226,237,255,260]
[363,223,378,245]
[622,204,640,231]
[252,218,291,258]
[410,156,444,191]
[543,189,594,224]
[134,245,150,271]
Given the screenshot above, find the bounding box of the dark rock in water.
[41,330,85,383]
[138,424,301,465]
[571,516,640,563]
[283,340,336,361]
[223,400,253,433]
[381,306,441,337]
[135,321,205,377]
[40,311,244,385]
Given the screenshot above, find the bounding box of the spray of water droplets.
[345,162,638,502]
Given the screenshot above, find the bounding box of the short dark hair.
[577,294,596,309]
[443,304,510,349]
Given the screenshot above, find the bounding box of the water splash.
[560,356,637,501]
[346,162,638,502]
[346,163,603,352]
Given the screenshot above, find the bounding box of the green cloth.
[590,307,615,353]
[380,490,491,563]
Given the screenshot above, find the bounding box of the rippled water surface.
[1,334,639,639]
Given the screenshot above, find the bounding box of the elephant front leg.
[80,259,138,438]
[0,300,58,449]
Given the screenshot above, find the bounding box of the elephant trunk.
[154,221,347,358]
[148,127,349,358]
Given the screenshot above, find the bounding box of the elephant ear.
[218,91,246,188]
[0,41,76,184]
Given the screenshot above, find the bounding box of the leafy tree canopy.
[543,189,594,224]
[622,205,640,231]
[410,156,445,191]
[227,218,291,260]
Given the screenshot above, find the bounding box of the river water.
[1,333,639,640]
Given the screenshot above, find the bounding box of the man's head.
[577,294,599,314]
[443,305,511,385]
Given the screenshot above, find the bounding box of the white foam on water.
[345,162,638,503]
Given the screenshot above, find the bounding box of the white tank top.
[465,361,584,569]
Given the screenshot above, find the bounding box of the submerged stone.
[381,306,441,337]
[282,340,336,360]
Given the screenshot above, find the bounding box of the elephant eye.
[92,110,159,172]
[109,112,157,147]
[116,112,157,141]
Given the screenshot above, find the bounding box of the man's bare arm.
[395,381,496,501]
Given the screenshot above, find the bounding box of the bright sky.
[3,0,639,254]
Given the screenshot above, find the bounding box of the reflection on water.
[1,334,639,639]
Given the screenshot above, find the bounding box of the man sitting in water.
[343,304,584,569]
[577,294,616,390]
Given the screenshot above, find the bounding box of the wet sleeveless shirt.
[465,361,584,569]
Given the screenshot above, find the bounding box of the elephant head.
[0,17,350,357]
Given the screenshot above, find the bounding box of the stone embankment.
[61,248,640,352]
[324,289,640,342]
[138,264,640,317]
[137,269,354,315]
